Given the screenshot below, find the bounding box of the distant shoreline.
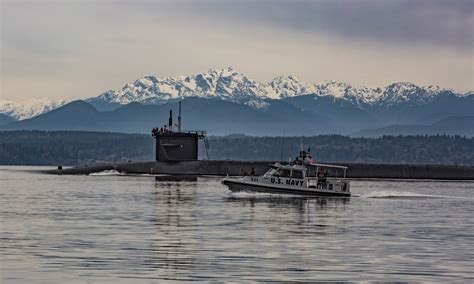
[0,130,473,166]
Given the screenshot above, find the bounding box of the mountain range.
[0,98,67,121]
[1,68,473,136]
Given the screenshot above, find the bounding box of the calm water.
[1,166,473,283]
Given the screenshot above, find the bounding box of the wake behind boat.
[222,150,350,197]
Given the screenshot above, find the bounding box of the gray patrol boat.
[222,150,350,197]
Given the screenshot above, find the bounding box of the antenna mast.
[178,101,182,132]
[168,109,173,132]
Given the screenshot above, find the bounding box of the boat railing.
[307,162,348,170]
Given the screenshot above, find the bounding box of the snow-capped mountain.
[1,67,470,122]
[377,82,459,106]
[89,68,341,106]
[88,67,467,109]
[89,67,271,108]
[265,75,317,99]
[0,98,68,120]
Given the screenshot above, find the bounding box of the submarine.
[42,101,474,180]
[44,101,276,176]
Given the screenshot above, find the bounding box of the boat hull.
[222,179,351,197]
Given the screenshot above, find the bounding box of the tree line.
[0,131,472,166]
[207,134,474,165]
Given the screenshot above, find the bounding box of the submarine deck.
[40,160,474,180]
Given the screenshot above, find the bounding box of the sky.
[1,0,473,102]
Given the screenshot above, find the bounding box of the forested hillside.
[210,134,474,165]
[0,131,155,166]
[0,131,472,165]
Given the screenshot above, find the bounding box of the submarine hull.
[41,160,474,180]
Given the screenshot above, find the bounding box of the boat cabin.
[264,163,348,180]
[307,163,348,179]
[264,164,307,179]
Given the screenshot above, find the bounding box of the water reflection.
[223,194,350,232]
[149,180,199,280]
[2,171,474,282]
[225,194,349,216]
[154,175,198,182]
[225,194,349,208]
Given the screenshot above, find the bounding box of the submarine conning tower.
[151,101,207,162]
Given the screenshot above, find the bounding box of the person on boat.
[317,168,327,189]
[295,150,307,165]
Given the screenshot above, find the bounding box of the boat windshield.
[264,168,278,177]
[291,170,304,179]
[274,169,291,177]
[309,165,347,179]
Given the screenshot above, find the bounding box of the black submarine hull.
[41,160,474,180]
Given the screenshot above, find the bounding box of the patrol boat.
[222,150,351,197]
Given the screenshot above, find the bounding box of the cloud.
[150,0,473,49]
[0,0,472,102]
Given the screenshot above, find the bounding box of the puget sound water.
[1,166,473,283]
